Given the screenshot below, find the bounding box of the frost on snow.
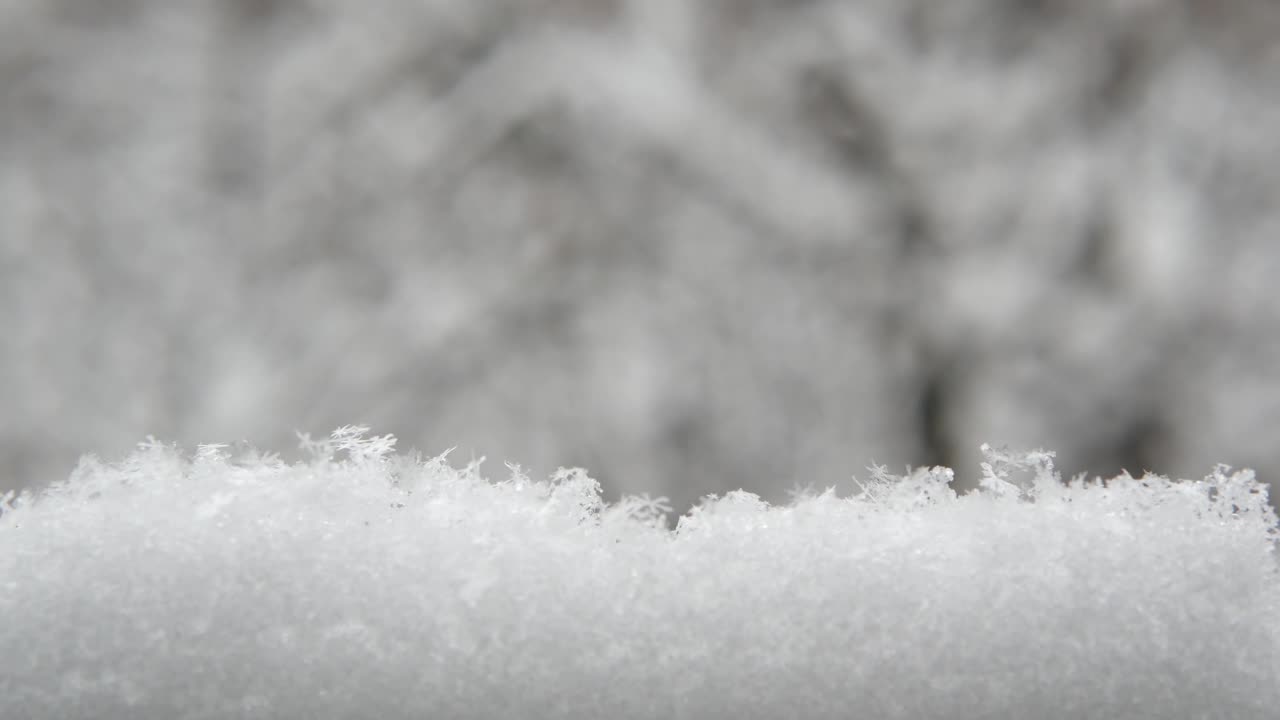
[1,431,1278,719]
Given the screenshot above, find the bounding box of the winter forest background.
[3,0,1279,516]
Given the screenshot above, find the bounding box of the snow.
[2,429,1277,719]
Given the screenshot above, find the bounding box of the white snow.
[2,429,1276,719]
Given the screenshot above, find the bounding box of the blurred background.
[3,0,1279,515]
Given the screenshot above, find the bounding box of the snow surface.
[2,428,1277,719]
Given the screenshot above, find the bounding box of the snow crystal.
[1,432,1277,719]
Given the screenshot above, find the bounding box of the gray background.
[3,0,1279,515]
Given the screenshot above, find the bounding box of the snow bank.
[2,428,1277,719]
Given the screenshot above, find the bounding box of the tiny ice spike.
[978,443,1057,499]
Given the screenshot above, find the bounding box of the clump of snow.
[2,429,1277,719]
